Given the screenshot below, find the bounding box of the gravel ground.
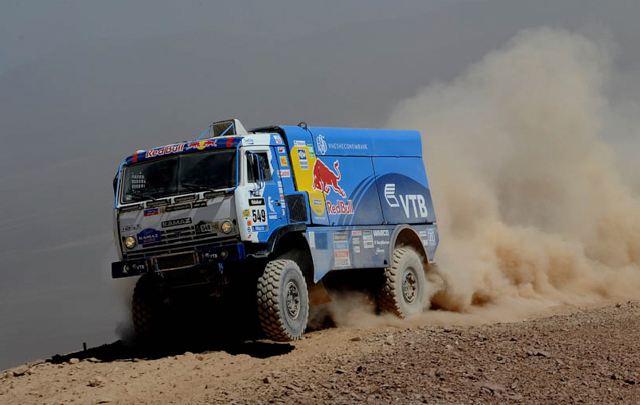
[2,301,640,404]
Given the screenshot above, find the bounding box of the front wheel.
[377,247,427,318]
[132,274,169,341]
[257,259,309,341]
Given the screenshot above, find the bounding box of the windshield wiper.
[131,189,158,201]
[181,183,218,193]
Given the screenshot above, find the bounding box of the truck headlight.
[125,236,137,249]
[221,220,233,234]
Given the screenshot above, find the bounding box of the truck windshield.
[120,149,237,203]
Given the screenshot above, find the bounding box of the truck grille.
[125,224,236,260]
[153,252,198,271]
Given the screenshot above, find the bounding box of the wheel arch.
[390,225,430,264]
[270,228,315,285]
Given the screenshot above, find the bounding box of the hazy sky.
[1,0,639,369]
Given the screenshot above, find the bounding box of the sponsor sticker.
[161,217,192,228]
[279,169,291,178]
[121,224,141,232]
[363,230,374,249]
[334,232,348,242]
[428,229,436,245]
[326,200,354,215]
[354,245,361,254]
[166,203,191,212]
[298,149,309,170]
[145,143,185,159]
[120,204,143,213]
[137,228,161,244]
[279,155,289,167]
[384,183,429,218]
[185,140,217,151]
[249,198,265,206]
[334,242,349,250]
[316,134,328,155]
[253,225,268,232]
[307,146,316,159]
[274,135,283,144]
[334,250,351,267]
[333,232,351,267]
[144,208,159,216]
[294,140,306,147]
[175,195,196,203]
[192,200,208,208]
[312,159,346,197]
[278,147,286,153]
[146,200,169,208]
[242,209,251,217]
[352,230,362,237]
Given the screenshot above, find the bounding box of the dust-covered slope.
[2,302,640,404]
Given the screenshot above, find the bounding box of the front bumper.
[111,243,246,279]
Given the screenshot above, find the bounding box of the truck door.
[242,147,287,243]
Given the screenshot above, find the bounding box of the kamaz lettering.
[112,118,439,344]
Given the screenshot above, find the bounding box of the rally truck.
[112,119,439,341]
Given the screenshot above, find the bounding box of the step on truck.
[112,119,439,341]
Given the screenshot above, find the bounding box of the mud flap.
[308,280,332,307]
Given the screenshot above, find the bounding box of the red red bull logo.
[145,143,185,158]
[312,159,346,197]
[186,139,218,151]
[326,200,354,215]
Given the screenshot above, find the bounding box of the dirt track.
[2,301,640,404]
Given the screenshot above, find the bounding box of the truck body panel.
[112,120,438,284]
[305,224,438,282]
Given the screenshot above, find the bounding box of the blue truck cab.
[112,119,439,341]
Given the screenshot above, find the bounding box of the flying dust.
[327,27,640,329]
[115,28,640,338]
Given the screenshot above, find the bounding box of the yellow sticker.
[242,209,250,217]
[279,155,288,167]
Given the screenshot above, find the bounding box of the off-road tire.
[257,260,309,341]
[132,274,168,341]
[377,247,427,318]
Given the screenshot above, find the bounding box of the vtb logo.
[312,159,346,197]
[384,183,429,218]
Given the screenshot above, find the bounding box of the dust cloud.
[384,27,640,321]
[323,27,640,329]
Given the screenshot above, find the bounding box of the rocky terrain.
[2,301,640,404]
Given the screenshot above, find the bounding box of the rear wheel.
[377,247,427,318]
[132,274,169,341]
[257,260,309,341]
